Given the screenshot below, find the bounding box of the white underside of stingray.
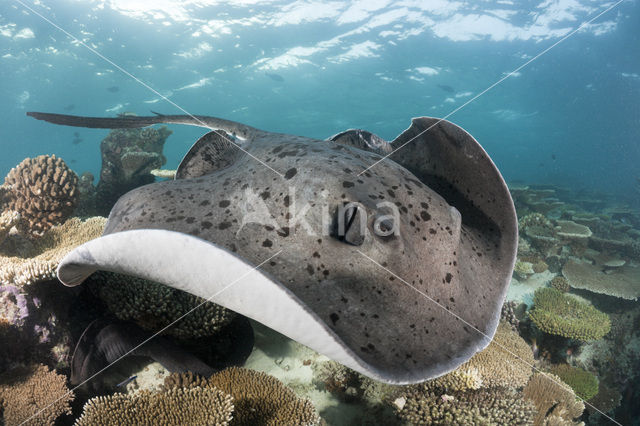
[58,229,442,384]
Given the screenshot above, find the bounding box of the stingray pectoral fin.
[176,131,245,179]
[57,229,404,383]
[27,112,262,140]
[328,129,392,154]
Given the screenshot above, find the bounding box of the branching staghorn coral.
[163,367,321,426]
[528,287,611,341]
[75,386,234,426]
[0,364,74,426]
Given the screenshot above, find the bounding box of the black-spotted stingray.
[27,111,518,384]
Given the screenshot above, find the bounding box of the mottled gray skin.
[27,111,517,382]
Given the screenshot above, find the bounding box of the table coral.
[89,271,234,339]
[523,372,584,426]
[563,260,640,301]
[163,367,321,426]
[3,155,78,236]
[75,386,233,426]
[0,364,74,426]
[528,287,611,341]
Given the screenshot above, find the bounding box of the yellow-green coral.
[89,271,234,339]
[514,260,535,279]
[549,364,599,401]
[551,275,570,293]
[75,386,234,426]
[528,287,610,341]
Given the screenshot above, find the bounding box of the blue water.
[1,1,638,202]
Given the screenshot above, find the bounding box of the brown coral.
[551,275,570,292]
[456,321,534,389]
[164,367,320,426]
[0,364,74,426]
[563,260,640,300]
[523,372,584,426]
[3,155,78,236]
[0,217,106,286]
[75,386,233,426]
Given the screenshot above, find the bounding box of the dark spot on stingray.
[429,228,437,235]
[343,181,354,188]
[372,314,379,319]
[218,222,231,230]
[264,225,274,231]
[306,264,314,275]
[185,217,195,224]
[445,273,452,283]
[450,297,455,303]
[262,239,273,248]
[201,221,213,229]
[330,313,339,325]
[284,168,297,180]
[219,200,230,208]
[283,195,291,207]
[260,191,271,200]
[199,200,210,206]
[343,168,352,173]
[312,251,320,258]
[420,211,431,221]
[421,202,429,209]
[277,227,290,237]
[387,189,395,197]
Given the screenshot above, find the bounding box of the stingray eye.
[332,203,365,246]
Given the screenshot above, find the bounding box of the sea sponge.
[528,287,611,341]
[550,275,570,293]
[393,384,536,425]
[3,155,78,236]
[75,386,234,426]
[523,372,585,426]
[0,217,106,287]
[549,364,599,401]
[89,271,234,339]
[164,367,321,426]
[0,364,74,425]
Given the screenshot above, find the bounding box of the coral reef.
[95,126,171,214]
[514,260,535,280]
[89,271,234,339]
[549,364,599,401]
[528,287,611,341]
[456,321,534,389]
[555,220,592,240]
[532,260,548,274]
[501,300,521,332]
[2,155,78,236]
[163,367,321,426]
[550,275,570,293]
[0,217,106,287]
[0,364,74,425]
[0,210,20,245]
[75,386,234,426]
[563,260,640,300]
[523,372,585,426]
[586,382,621,415]
[392,383,536,425]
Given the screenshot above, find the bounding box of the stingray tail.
[27,111,262,140]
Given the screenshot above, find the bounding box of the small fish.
[266,72,284,82]
[531,338,539,359]
[551,154,556,160]
[107,86,119,93]
[72,138,83,145]
[116,375,137,388]
[64,104,75,111]
[73,132,79,137]
[437,84,454,93]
